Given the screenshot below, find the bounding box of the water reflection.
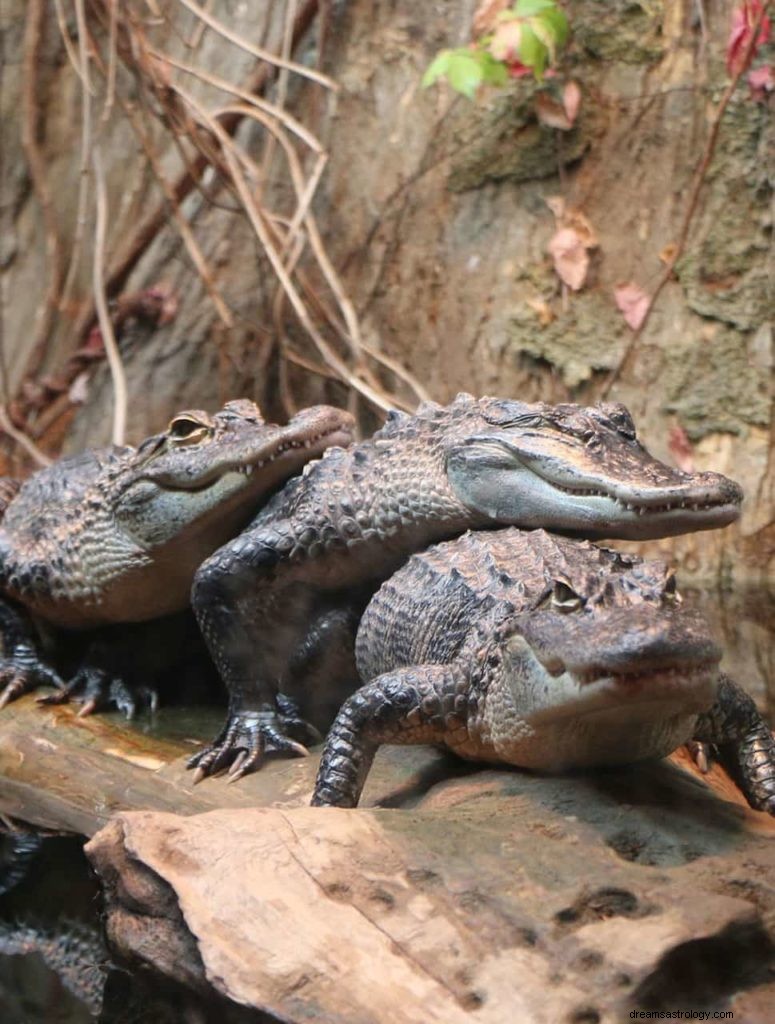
[689,585,775,723]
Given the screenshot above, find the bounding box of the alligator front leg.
[692,673,775,815]
[37,636,158,719]
[312,664,469,807]
[188,528,322,780]
[0,599,63,708]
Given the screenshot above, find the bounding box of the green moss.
[506,290,625,389]
[447,82,594,192]
[675,95,773,330]
[662,329,769,439]
[570,0,665,64]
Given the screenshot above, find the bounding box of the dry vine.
[3,0,426,467]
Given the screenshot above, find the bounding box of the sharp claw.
[228,751,248,777]
[191,766,206,785]
[0,688,15,711]
[77,699,98,718]
[287,739,310,758]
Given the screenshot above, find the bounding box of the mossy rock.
[570,0,665,65]
[506,290,625,389]
[662,328,770,439]
[447,81,596,192]
[675,97,774,331]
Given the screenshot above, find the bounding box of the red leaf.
[614,282,650,331]
[727,2,772,76]
[536,91,573,130]
[748,63,774,100]
[562,81,582,126]
[548,228,590,291]
[668,425,695,474]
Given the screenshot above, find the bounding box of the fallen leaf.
[614,282,651,331]
[526,296,555,326]
[726,1,771,76]
[489,21,523,62]
[659,242,678,265]
[562,81,582,125]
[535,91,573,129]
[668,424,695,474]
[563,208,598,249]
[748,63,774,100]
[548,228,590,291]
[472,0,509,36]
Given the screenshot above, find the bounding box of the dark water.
[0,584,772,1022]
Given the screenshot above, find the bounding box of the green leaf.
[513,0,556,14]
[446,52,486,99]
[530,15,558,62]
[422,49,453,89]
[540,8,569,47]
[478,51,510,87]
[518,23,548,79]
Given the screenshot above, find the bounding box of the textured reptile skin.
[0,401,354,713]
[313,529,772,811]
[190,394,742,779]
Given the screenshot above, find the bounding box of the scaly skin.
[0,917,107,1014]
[190,394,742,780]
[313,529,772,812]
[0,400,354,713]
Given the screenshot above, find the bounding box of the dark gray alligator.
[189,394,743,780]
[312,528,775,811]
[0,400,354,713]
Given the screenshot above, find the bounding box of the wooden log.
[0,695,456,835]
[86,772,775,1023]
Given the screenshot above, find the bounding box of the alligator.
[312,528,775,811]
[188,394,743,780]
[0,400,354,713]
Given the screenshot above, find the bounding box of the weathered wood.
[0,695,457,834]
[86,763,775,1024]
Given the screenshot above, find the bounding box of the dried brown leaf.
[614,282,651,331]
[535,92,573,130]
[473,0,510,37]
[548,228,590,291]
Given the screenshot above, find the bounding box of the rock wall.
[0,0,772,580]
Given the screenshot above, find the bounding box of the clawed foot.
[187,700,319,783]
[37,666,158,719]
[0,652,63,710]
[686,740,712,773]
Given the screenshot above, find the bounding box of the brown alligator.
[312,528,774,812]
[188,394,743,780]
[0,400,354,713]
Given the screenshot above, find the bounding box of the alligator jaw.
[143,408,354,490]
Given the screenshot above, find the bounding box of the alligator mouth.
[231,425,350,477]
[153,420,353,489]
[574,661,720,689]
[541,480,737,516]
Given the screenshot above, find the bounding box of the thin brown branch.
[600,0,772,398]
[58,0,94,321]
[69,0,322,346]
[92,151,127,446]
[0,407,52,468]
[20,0,64,383]
[175,0,337,90]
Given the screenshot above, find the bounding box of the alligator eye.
[663,572,682,604]
[551,580,584,612]
[168,414,212,444]
[604,404,637,440]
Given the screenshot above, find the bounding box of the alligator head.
[494,543,722,769]
[114,400,355,554]
[0,400,354,626]
[444,396,742,539]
